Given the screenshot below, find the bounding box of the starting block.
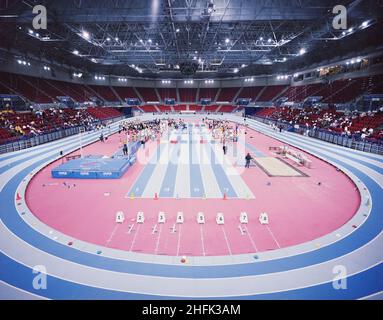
[216,213,225,225]
[176,212,184,224]
[158,211,166,224]
[240,212,248,224]
[152,224,158,234]
[197,212,205,224]
[115,211,125,223]
[137,211,145,224]
[171,224,177,233]
[259,212,269,225]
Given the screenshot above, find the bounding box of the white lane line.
[129,223,141,251]
[266,225,281,249]
[0,120,122,164]
[174,136,190,198]
[200,225,206,256]
[208,131,255,199]
[141,143,171,197]
[0,131,113,192]
[359,290,383,300]
[197,131,223,198]
[1,213,383,297]
[221,226,232,255]
[243,115,383,162]
[176,224,182,256]
[154,224,163,255]
[0,280,47,300]
[0,116,382,298]
[106,224,119,247]
[247,119,383,184]
[243,225,258,252]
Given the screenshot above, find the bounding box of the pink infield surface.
[26,124,360,256]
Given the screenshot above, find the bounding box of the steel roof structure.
[0,0,382,78]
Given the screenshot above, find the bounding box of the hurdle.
[176,212,184,224]
[216,212,225,225]
[158,211,166,224]
[197,212,205,224]
[136,211,145,224]
[259,212,269,225]
[115,211,125,223]
[240,212,248,224]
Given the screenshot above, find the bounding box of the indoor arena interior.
[0,0,382,302]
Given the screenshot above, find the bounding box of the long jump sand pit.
[254,157,308,177]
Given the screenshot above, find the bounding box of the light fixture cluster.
[17,59,31,66]
[94,75,106,81]
[28,29,41,38]
[130,64,143,73]
[341,28,354,37]
[118,78,127,82]
[340,21,369,38]
[106,36,119,42]
[43,66,51,71]
[233,68,239,73]
[81,30,90,40]
[205,80,214,84]
[162,80,171,84]
[346,58,362,65]
[361,21,369,29]
[184,80,194,84]
[73,72,83,78]
[27,28,51,41]
[299,48,306,56]
[244,78,254,82]
[276,75,290,80]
